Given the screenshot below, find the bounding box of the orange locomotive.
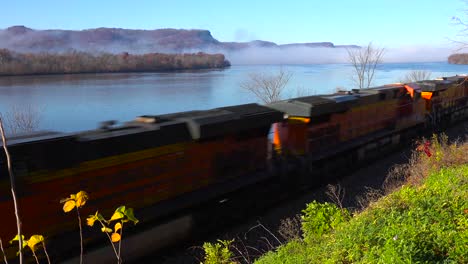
[269,76,468,169]
[0,103,282,258]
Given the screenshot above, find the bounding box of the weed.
[301,201,350,244]
[61,190,89,264]
[10,235,51,264]
[87,205,139,263]
[325,183,345,210]
[202,239,236,264]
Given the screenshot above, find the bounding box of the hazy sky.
[1,0,465,48]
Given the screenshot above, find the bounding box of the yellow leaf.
[114,222,122,232]
[60,193,77,203]
[62,200,76,213]
[10,235,27,248]
[110,211,124,221]
[111,233,121,243]
[87,216,97,227]
[27,235,44,252]
[75,191,89,208]
[101,227,112,233]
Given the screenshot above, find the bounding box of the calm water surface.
[0,62,467,132]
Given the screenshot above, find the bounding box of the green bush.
[202,239,236,264]
[255,165,468,264]
[301,201,349,243]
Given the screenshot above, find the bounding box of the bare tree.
[2,105,41,135]
[452,0,468,50]
[240,68,293,104]
[347,42,385,89]
[400,70,432,83]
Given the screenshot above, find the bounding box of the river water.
[0,62,467,132]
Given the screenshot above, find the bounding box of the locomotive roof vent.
[99,120,117,130]
[135,115,169,124]
[336,90,351,95]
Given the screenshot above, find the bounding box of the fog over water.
[221,46,453,65]
[0,62,466,133]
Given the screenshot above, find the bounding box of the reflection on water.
[0,63,467,132]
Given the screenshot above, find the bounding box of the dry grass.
[325,184,345,210]
[383,134,468,194]
[277,215,302,242]
[355,187,383,210]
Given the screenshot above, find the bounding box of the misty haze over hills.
[0,26,359,64]
[0,26,452,64]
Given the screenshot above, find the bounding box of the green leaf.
[124,208,139,224]
[115,206,126,213]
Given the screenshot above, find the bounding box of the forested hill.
[0,49,230,76]
[0,26,358,54]
[448,53,468,64]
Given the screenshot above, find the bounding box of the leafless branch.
[231,243,250,264]
[347,42,384,89]
[240,68,292,104]
[325,184,346,210]
[0,238,9,264]
[3,105,42,135]
[451,1,468,50]
[0,117,23,264]
[246,222,282,247]
[400,70,432,83]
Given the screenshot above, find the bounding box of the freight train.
[1,75,467,260]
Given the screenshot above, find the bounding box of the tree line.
[0,49,231,76]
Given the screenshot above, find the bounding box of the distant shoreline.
[0,67,231,78]
[0,49,231,77]
[448,53,468,65]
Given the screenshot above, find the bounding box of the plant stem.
[117,223,123,264]
[76,208,83,264]
[0,238,9,264]
[98,221,120,263]
[32,251,39,264]
[0,117,23,264]
[42,241,51,264]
